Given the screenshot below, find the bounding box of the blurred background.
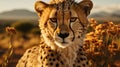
[0,0,120,67]
[0,0,120,22]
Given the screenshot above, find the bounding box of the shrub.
[84,18,120,67]
[11,21,35,34]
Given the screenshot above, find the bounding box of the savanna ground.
[0,18,120,67]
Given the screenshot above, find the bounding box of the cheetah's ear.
[79,0,93,16]
[35,1,48,16]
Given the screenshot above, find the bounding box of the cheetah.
[16,0,93,67]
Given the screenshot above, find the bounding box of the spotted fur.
[16,0,93,67]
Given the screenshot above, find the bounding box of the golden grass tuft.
[84,18,120,67]
[2,27,16,67]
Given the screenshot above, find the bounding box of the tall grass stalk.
[2,27,16,67]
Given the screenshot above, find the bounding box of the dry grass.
[0,27,40,67]
[84,18,120,67]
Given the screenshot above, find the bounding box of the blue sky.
[0,0,120,13]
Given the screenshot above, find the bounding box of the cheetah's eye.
[49,18,57,23]
[70,17,78,22]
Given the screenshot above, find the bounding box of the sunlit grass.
[84,18,120,67]
[2,27,16,67]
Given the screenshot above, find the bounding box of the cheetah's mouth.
[61,41,68,44]
[54,40,70,48]
[61,39,68,44]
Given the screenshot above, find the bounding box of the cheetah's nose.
[58,32,69,39]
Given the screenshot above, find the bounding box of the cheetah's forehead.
[51,0,75,11]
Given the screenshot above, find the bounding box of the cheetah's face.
[48,9,84,48]
[35,1,93,48]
